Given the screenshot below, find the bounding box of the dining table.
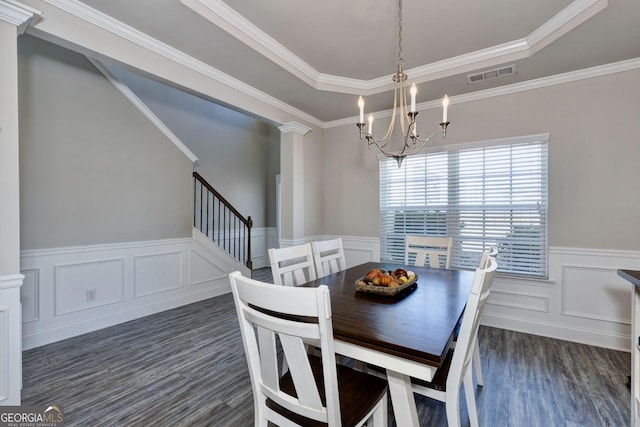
[302,261,475,427]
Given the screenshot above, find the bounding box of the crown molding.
[0,0,40,34]
[180,0,608,96]
[87,57,199,164]
[29,0,631,132]
[278,122,311,136]
[181,0,319,88]
[324,57,640,129]
[40,0,323,129]
[527,0,607,55]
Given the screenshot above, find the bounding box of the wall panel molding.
[133,251,183,298]
[487,289,549,313]
[21,268,40,323]
[20,230,249,350]
[561,265,631,325]
[54,258,125,315]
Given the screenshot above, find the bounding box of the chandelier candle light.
[356,0,451,167]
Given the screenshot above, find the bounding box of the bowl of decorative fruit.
[355,267,417,296]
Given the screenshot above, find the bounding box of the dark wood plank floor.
[22,268,631,426]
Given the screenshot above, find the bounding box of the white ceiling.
[72,0,640,123]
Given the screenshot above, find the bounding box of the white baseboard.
[481,312,630,352]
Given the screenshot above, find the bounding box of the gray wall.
[106,64,280,229]
[322,69,640,250]
[19,35,193,250]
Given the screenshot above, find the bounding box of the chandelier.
[356,0,451,167]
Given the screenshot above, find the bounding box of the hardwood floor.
[22,269,631,426]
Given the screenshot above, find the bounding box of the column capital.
[278,122,311,136]
[0,0,41,34]
[0,273,24,290]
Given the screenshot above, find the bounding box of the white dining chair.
[405,235,453,269]
[411,256,497,427]
[229,271,388,427]
[472,246,498,387]
[479,246,499,269]
[311,238,347,278]
[268,243,317,286]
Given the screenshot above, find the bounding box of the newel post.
[246,216,253,269]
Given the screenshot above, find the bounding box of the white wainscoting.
[0,274,24,405]
[20,228,249,350]
[22,232,639,352]
[251,227,277,269]
[480,247,640,351]
[314,237,640,351]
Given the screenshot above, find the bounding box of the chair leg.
[256,400,269,427]
[473,337,484,386]
[463,368,479,427]
[445,387,461,427]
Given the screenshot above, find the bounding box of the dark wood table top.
[303,262,475,368]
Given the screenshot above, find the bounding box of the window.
[380,134,548,278]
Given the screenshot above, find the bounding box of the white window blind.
[380,135,548,278]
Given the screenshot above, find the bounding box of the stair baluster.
[193,172,252,269]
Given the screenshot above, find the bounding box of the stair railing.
[193,172,252,269]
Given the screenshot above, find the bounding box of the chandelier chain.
[397,0,403,69]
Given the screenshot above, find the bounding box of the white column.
[278,122,311,246]
[0,0,40,405]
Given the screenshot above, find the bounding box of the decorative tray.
[355,268,418,296]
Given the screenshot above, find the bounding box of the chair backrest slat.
[405,235,453,269]
[268,243,317,286]
[312,238,347,278]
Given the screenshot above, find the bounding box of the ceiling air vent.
[467,65,516,84]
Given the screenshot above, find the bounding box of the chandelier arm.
[380,80,399,143]
[369,77,400,148]
[398,77,407,140]
[410,126,448,149]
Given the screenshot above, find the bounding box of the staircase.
[193,172,253,269]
